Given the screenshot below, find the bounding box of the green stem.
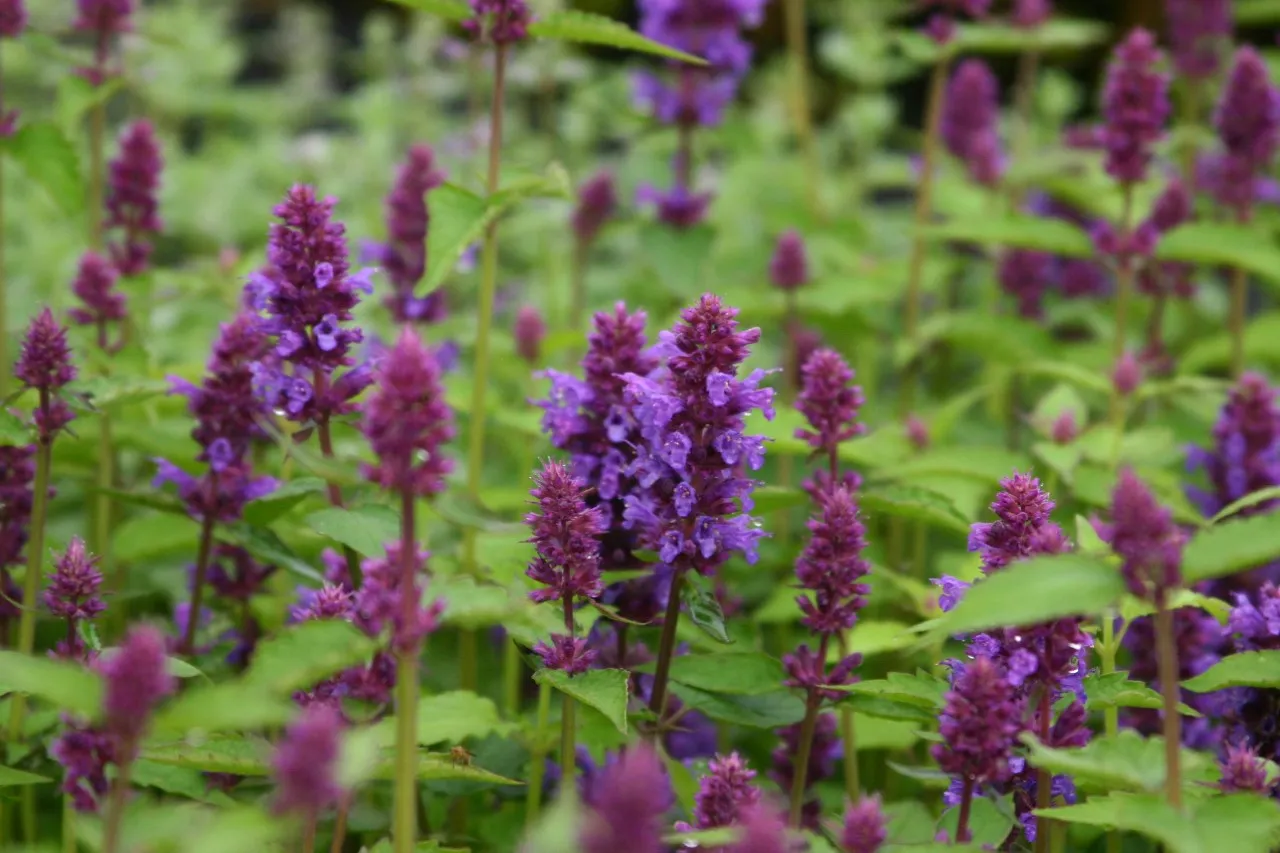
[504,636,522,719]
[899,56,949,420]
[1230,264,1248,379]
[838,634,860,801]
[1181,80,1201,192]
[525,681,552,827]
[0,150,7,402]
[783,0,820,216]
[1101,611,1122,853]
[63,796,76,853]
[329,796,351,853]
[302,818,317,853]
[645,569,685,728]
[95,413,115,634]
[1154,597,1183,810]
[788,692,821,828]
[100,758,133,853]
[181,515,216,656]
[89,100,105,250]
[7,424,52,742]
[560,696,576,784]
[1107,185,1136,424]
[393,487,421,853]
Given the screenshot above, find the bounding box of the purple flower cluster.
[1122,607,1224,749]
[1188,373,1280,534]
[968,472,1068,575]
[204,544,278,667]
[771,713,839,830]
[619,294,772,575]
[17,308,77,442]
[0,445,36,630]
[769,230,809,293]
[68,251,127,351]
[272,704,344,818]
[246,185,374,427]
[1166,0,1232,81]
[372,144,447,324]
[689,752,761,829]
[1135,180,1195,303]
[105,120,163,276]
[572,171,618,246]
[579,745,672,853]
[1218,743,1272,795]
[1213,47,1280,221]
[463,0,532,45]
[1101,28,1169,187]
[514,306,546,365]
[1094,468,1184,602]
[361,326,454,498]
[0,0,25,38]
[1225,583,1280,764]
[72,0,133,85]
[997,249,1054,319]
[795,348,865,492]
[942,59,1003,187]
[933,656,1024,794]
[726,803,789,853]
[44,537,105,658]
[156,314,277,522]
[843,795,888,853]
[1011,0,1051,29]
[525,460,606,674]
[920,0,992,44]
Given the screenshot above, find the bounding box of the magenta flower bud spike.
[692,752,762,830]
[580,744,672,853]
[105,120,163,276]
[272,704,344,821]
[1214,47,1280,221]
[770,230,810,293]
[1101,28,1169,187]
[0,0,26,39]
[572,171,618,247]
[843,794,888,853]
[942,59,1004,187]
[514,305,546,365]
[1166,0,1232,82]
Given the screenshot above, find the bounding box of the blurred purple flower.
[572,171,618,246]
[843,794,888,853]
[105,120,163,276]
[1213,47,1280,221]
[463,0,532,45]
[1218,743,1272,794]
[942,59,1004,187]
[67,251,127,351]
[1011,0,1051,29]
[579,744,672,853]
[1102,28,1169,186]
[769,230,809,292]
[514,305,546,364]
[771,713,838,830]
[16,308,77,442]
[271,704,344,817]
[101,624,175,762]
[0,1,25,38]
[1166,0,1232,81]
[1093,468,1184,601]
[377,143,447,324]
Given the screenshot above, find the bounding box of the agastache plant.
[271,704,345,853]
[359,325,453,853]
[1166,0,1231,184]
[941,59,1003,189]
[0,0,26,398]
[569,171,618,329]
[619,294,772,731]
[104,119,163,277]
[44,537,106,661]
[74,0,134,249]
[369,143,447,325]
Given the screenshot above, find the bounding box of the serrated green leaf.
[0,766,50,787]
[0,651,102,718]
[1083,672,1201,717]
[670,685,805,729]
[661,652,785,696]
[529,11,706,64]
[933,554,1125,637]
[1158,222,1280,291]
[151,682,296,735]
[369,690,508,748]
[921,215,1091,256]
[859,484,970,535]
[304,505,400,557]
[534,668,630,734]
[66,375,170,410]
[1040,792,1280,853]
[3,122,84,214]
[141,736,271,776]
[219,523,323,582]
[382,0,470,20]
[1183,650,1280,692]
[839,671,947,710]
[1023,730,1215,793]
[1183,513,1280,584]
[242,477,327,526]
[682,572,733,645]
[243,619,377,695]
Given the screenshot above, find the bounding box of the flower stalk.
[1154,597,1183,808]
[393,489,419,853]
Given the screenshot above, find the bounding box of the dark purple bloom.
[725,802,789,853]
[1112,351,1143,397]
[153,459,277,524]
[795,349,865,469]
[998,249,1054,319]
[1213,47,1280,220]
[67,251,127,350]
[572,171,618,246]
[1049,411,1078,444]
[73,0,132,35]
[248,185,374,425]
[463,0,532,44]
[1102,28,1170,186]
[533,634,596,675]
[637,181,713,230]
[1218,743,1272,794]
[0,444,35,573]
[206,544,276,602]
[514,305,546,364]
[0,0,25,38]
[843,794,888,853]
[942,59,1004,187]
[579,744,672,853]
[968,472,1063,575]
[771,713,838,830]
[16,308,77,441]
[50,719,114,813]
[105,120,163,276]
[905,415,930,451]
[691,752,760,829]
[1188,372,1280,525]
[101,624,175,761]
[1123,607,1224,749]
[1011,0,1051,29]
[351,542,442,658]
[620,294,773,575]
[792,486,870,633]
[44,537,105,622]
[526,460,607,606]
[1093,468,1184,602]
[376,143,447,324]
[1166,0,1231,81]
[361,326,454,498]
[769,230,809,292]
[933,655,1024,788]
[271,704,344,817]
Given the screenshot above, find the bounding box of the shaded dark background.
[229,0,1272,127]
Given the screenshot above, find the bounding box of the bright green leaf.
[151,682,296,735]
[141,736,271,776]
[1210,486,1280,524]
[938,796,1015,849]
[1040,792,1280,853]
[0,766,50,787]
[1023,730,1215,793]
[529,11,706,64]
[683,572,733,645]
[859,484,971,535]
[382,0,470,19]
[1183,513,1280,584]
[1158,223,1280,291]
[243,619,377,695]
[0,651,102,718]
[671,685,805,729]
[369,690,508,748]
[219,523,324,582]
[243,477,327,526]
[1183,651,1280,693]
[3,122,84,214]
[1083,672,1201,717]
[921,216,1091,256]
[663,652,785,696]
[534,668,630,734]
[0,409,31,444]
[304,505,400,557]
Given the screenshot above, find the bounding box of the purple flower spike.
[101,624,175,761]
[997,249,1053,320]
[1102,29,1170,186]
[573,171,618,246]
[533,634,596,675]
[942,59,1004,187]
[1112,351,1143,397]
[1214,47,1280,221]
[380,143,447,324]
[271,704,344,817]
[0,445,36,573]
[1094,468,1184,602]
[1218,743,1272,794]
[525,460,606,606]
[692,752,761,829]
[16,308,77,441]
[67,251,127,349]
[968,472,1063,575]
[74,0,132,35]
[105,120,163,277]
[361,326,455,498]
[44,537,105,623]
[921,0,992,44]
[792,486,870,640]
[50,720,114,813]
[0,0,25,38]
[1166,0,1232,81]
[933,655,1024,788]
[580,744,672,853]
[463,0,532,44]
[843,794,888,853]
[769,230,809,292]
[514,305,546,364]
[726,802,789,853]
[795,349,865,473]
[1011,0,1051,29]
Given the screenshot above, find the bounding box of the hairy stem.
[181,515,216,656]
[1154,598,1183,810]
[1230,265,1248,379]
[646,569,685,728]
[393,488,420,853]
[784,0,820,216]
[88,102,105,250]
[899,57,949,419]
[525,680,552,827]
[95,414,115,634]
[955,777,975,843]
[8,416,53,740]
[100,758,133,853]
[559,596,576,781]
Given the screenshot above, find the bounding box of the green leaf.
[519,789,582,853]
[534,668,630,734]
[1183,651,1280,692]
[529,11,706,64]
[682,572,733,645]
[0,409,31,444]
[1084,672,1201,716]
[0,650,102,718]
[921,215,1091,256]
[151,682,297,735]
[662,652,785,696]
[382,0,470,20]
[219,523,324,582]
[664,828,740,847]
[750,486,808,515]
[859,484,971,535]
[379,752,521,786]
[1158,222,1280,291]
[129,760,231,803]
[243,619,378,695]
[1040,792,1280,853]
[670,685,806,729]
[933,554,1125,636]
[3,122,84,214]
[840,671,947,710]
[938,796,1015,849]
[0,766,50,787]
[1023,730,1215,793]
[56,74,123,134]
[1240,0,1280,25]
[141,736,271,776]
[304,505,400,557]
[1183,513,1280,584]
[66,375,170,411]
[1210,486,1280,524]
[368,690,508,748]
[243,477,327,526]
